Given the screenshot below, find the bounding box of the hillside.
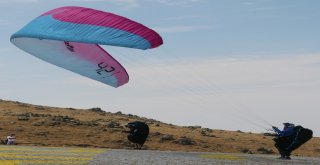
[0,99,319,157]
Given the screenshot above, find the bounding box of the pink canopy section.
[42,6,163,49]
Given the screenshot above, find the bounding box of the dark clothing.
[274,136,292,157]
[273,127,294,137]
[126,121,149,147]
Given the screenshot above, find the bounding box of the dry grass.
[0,99,319,157]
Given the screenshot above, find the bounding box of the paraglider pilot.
[6,133,16,145]
[123,121,149,149]
[272,123,295,159]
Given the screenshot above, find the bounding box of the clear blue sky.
[1,0,320,136]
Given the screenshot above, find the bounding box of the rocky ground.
[0,145,319,165]
[90,149,320,165]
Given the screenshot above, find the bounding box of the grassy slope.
[0,99,319,157]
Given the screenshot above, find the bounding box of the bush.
[173,136,195,145]
[257,147,274,154]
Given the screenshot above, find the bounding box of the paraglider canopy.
[10,6,163,87]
